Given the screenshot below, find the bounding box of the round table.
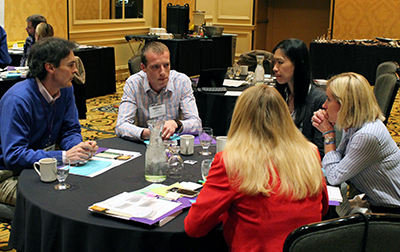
[9,137,228,252]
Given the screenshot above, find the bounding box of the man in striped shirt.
[116,41,202,141]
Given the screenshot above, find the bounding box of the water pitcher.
[255,55,265,84]
[145,119,167,182]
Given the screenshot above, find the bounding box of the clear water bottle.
[255,55,265,84]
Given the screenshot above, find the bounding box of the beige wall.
[4,0,334,81]
[5,0,68,41]
[333,0,400,40]
[265,0,331,51]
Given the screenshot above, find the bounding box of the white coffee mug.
[33,158,57,182]
[180,135,194,155]
[240,65,248,75]
[216,136,227,153]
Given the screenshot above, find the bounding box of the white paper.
[69,148,141,178]
[92,192,181,220]
[224,91,243,96]
[223,79,246,87]
[327,185,343,202]
[180,181,202,190]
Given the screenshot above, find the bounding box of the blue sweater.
[0,78,82,171]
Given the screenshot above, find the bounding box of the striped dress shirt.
[115,70,202,141]
[323,119,400,207]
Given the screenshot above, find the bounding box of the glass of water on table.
[199,127,213,156]
[53,155,71,190]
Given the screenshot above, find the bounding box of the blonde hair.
[223,85,323,199]
[327,72,384,130]
[35,22,54,41]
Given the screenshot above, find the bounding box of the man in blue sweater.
[0,37,98,205]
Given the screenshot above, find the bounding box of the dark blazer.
[294,84,327,158]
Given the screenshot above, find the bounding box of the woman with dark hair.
[272,38,326,157]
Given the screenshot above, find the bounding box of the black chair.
[283,213,400,252]
[376,61,400,79]
[128,55,141,75]
[373,72,400,125]
[72,56,87,119]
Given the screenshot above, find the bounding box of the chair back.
[283,213,400,252]
[374,72,400,125]
[376,61,400,80]
[128,55,142,75]
[73,56,86,85]
[237,50,274,73]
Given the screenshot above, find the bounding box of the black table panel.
[74,47,116,99]
[127,35,235,77]
[310,42,400,85]
[9,137,228,252]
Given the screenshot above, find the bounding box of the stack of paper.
[89,182,199,226]
[327,185,343,206]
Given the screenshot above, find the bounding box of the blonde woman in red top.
[185,85,328,252]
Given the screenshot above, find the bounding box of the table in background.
[126,34,236,77]
[0,76,87,119]
[9,46,116,99]
[194,84,248,136]
[0,77,22,99]
[9,137,227,252]
[310,42,400,85]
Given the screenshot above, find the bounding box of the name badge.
[149,104,166,118]
[44,144,55,151]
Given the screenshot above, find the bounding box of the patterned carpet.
[79,80,124,141]
[383,89,400,145]
[0,81,399,251]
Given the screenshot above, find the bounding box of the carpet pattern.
[79,81,124,141]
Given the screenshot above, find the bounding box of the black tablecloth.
[310,42,400,85]
[9,46,116,99]
[74,47,116,99]
[194,85,248,136]
[0,77,22,99]
[9,137,227,252]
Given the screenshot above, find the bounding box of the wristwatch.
[174,119,182,133]
[324,135,336,145]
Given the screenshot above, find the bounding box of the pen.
[197,180,205,185]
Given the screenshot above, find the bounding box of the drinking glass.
[164,139,178,160]
[199,127,213,156]
[201,159,213,181]
[53,155,71,190]
[167,145,184,178]
[234,65,242,79]
[227,67,235,79]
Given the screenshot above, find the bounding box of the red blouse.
[185,152,329,252]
